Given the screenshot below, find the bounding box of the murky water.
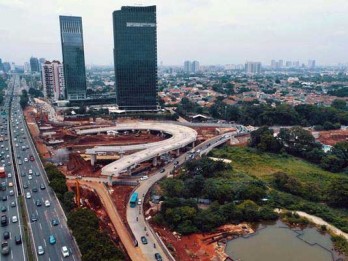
[225,220,340,261]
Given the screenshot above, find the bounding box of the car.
[24,158,28,162]
[28,175,32,180]
[29,156,34,161]
[44,200,50,207]
[155,253,163,261]
[36,200,42,207]
[30,214,37,222]
[142,175,149,180]
[141,236,148,244]
[51,219,59,226]
[37,245,44,255]
[61,246,69,257]
[3,231,9,240]
[40,184,45,190]
[21,172,26,177]
[11,216,17,223]
[7,173,11,178]
[8,182,13,187]
[137,199,142,205]
[23,183,28,189]
[35,172,40,176]
[2,196,7,202]
[1,241,10,256]
[49,235,56,245]
[9,190,14,196]
[0,206,6,212]
[26,192,31,199]
[1,215,8,226]
[10,202,16,208]
[15,235,22,245]
[32,187,38,193]
[160,169,165,173]
[28,169,32,174]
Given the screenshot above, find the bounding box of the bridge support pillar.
[191,141,195,148]
[127,167,131,175]
[176,148,180,157]
[152,157,158,166]
[108,176,112,186]
[90,154,97,166]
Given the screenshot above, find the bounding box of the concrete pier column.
[176,148,180,157]
[192,141,195,148]
[90,154,97,166]
[152,157,158,166]
[127,167,132,175]
[108,176,112,186]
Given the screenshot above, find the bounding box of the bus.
[129,192,139,208]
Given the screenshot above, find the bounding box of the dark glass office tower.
[59,16,87,100]
[113,6,158,111]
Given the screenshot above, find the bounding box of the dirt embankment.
[151,222,253,261]
[316,129,348,146]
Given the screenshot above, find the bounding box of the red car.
[29,156,34,162]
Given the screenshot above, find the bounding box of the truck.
[0,167,5,178]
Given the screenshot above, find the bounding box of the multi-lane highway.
[7,75,80,261]
[0,77,27,261]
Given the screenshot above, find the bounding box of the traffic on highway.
[0,75,80,261]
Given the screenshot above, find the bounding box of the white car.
[38,245,44,255]
[12,215,18,223]
[7,173,11,178]
[24,158,28,162]
[137,199,142,205]
[45,200,50,207]
[29,169,32,174]
[61,246,69,257]
[28,175,32,180]
[26,192,31,199]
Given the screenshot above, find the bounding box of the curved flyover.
[76,122,197,177]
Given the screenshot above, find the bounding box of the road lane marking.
[39,223,42,230]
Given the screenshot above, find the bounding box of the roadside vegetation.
[44,164,125,260]
[153,157,278,235]
[67,208,124,261]
[20,89,29,109]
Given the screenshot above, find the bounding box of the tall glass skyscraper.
[59,16,87,100]
[113,6,158,111]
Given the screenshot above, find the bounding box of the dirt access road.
[69,180,147,261]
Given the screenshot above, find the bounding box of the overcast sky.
[0,0,347,66]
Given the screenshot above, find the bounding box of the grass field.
[210,146,347,190]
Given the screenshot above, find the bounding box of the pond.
[225,220,344,261]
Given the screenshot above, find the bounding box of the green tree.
[327,179,348,208]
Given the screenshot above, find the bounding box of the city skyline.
[0,0,347,65]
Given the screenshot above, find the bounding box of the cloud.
[0,0,347,65]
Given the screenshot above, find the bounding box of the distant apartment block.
[30,57,40,73]
[41,61,65,100]
[308,60,316,68]
[59,15,87,100]
[245,62,261,74]
[113,6,158,111]
[184,60,200,73]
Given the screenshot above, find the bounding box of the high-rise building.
[245,62,262,74]
[30,57,40,72]
[39,58,46,72]
[278,60,284,68]
[191,61,200,73]
[184,61,191,73]
[41,61,65,100]
[285,61,292,67]
[59,16,87,100]
[271,60,277,69]
[24,62,31,74]
[2,62,10,73]
[113,6,158,111]
[308,60,316,69]
[293,61,300,68]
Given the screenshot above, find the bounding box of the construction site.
[23,99,348,261]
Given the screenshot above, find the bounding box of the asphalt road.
[0,77,27,261]
[9,75,80,261]
[127,132,235,261]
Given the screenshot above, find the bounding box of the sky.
[0,0,347,66]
